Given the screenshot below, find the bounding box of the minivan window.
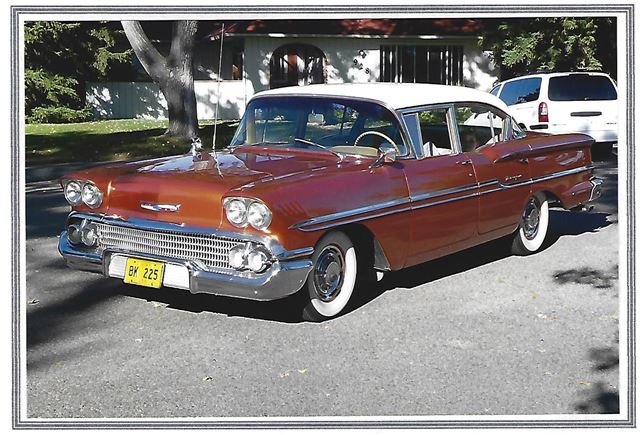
[548,74,617,101]
[499,78,542,105]
[490,85,501,96]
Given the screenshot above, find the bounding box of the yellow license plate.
[123,258,165,289]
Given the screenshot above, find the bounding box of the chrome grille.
[96,223,244,273]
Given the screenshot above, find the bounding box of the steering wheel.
[353,131,400,153]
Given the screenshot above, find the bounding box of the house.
[86,19,498,120]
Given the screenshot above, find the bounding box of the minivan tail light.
[538,102,549,123]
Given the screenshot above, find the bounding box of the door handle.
[456,159,472,166]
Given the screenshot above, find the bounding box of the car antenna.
[212,22,225,160]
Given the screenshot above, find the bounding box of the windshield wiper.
[293,138,344,161]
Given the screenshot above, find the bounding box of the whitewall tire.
[512,194,550,255]
[302,231,357,322]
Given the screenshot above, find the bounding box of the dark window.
[499,78,542,105]
[269,44,326,89]
[380,45,463,85]
[548,74,617,101]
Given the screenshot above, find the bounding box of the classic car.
[58,83,603,321]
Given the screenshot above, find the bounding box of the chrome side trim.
[290,197,411,230]
[410,182,478,204]
[497,164,594,190]
[411,190,479,211]
[292,164,594,232]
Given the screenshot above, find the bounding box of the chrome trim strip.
[290,197,411,230]
[498,164,594,190]
[410,182,478,204]
[292,164,594,231]
[411,190,479,211]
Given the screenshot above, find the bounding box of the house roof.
[206,19,483,40]
[253,83,509,112]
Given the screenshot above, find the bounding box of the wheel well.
[329,224,390,272]
[536,190,563,208]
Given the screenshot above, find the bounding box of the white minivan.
[490,72,618,156]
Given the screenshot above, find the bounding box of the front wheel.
[302,231,357,322]
[511,194,550,255]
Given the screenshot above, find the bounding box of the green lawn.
[25,119,239,166]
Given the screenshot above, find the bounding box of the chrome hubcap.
[313,245,345,302]
[522,198,541,240]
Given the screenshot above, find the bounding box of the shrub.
[27,106,93,124]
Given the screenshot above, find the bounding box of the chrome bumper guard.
[58,213,314,301]
[587,177,604,203]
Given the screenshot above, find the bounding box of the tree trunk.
[121,20,199,139]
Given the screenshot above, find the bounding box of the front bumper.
[58,214,314,301]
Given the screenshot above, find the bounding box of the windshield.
[230,96,408,157]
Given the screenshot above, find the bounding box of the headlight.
[81,183,103,209]
[225,199,247,226]
[224,198,272,230]
[247,202,272,230]
[246,249,269,273]
[64,181,83,206]
[80,222,99,247]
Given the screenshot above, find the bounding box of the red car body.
[58,83,603,320]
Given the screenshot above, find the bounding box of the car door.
[400,106,479,267]
[453,103,532,238]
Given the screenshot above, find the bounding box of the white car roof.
[497,71,614,85]
[255,83,511,113]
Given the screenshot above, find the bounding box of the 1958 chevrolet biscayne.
[58,83,603,321]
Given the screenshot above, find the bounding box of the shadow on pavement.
[116,283,306,324]
[26,191,69,239]
[552,265,618,290]
[573,342,620,414]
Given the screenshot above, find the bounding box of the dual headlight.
[223,197,272,230]
[64,180,103,209]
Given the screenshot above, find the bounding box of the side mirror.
[370,143,397,169]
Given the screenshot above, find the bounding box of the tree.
[479,18,617,81]
[121,21,199,138]
[24,21,131,123]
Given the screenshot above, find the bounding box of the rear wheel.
[511,193,550,255]
[302,231,357,322]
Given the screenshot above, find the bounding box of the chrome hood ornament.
[140,202,181,212]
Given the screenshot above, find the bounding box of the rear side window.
[499,78,542,105]
[490,85,502,96]
[548,74,617,101]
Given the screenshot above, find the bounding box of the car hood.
[63,146,343,228]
